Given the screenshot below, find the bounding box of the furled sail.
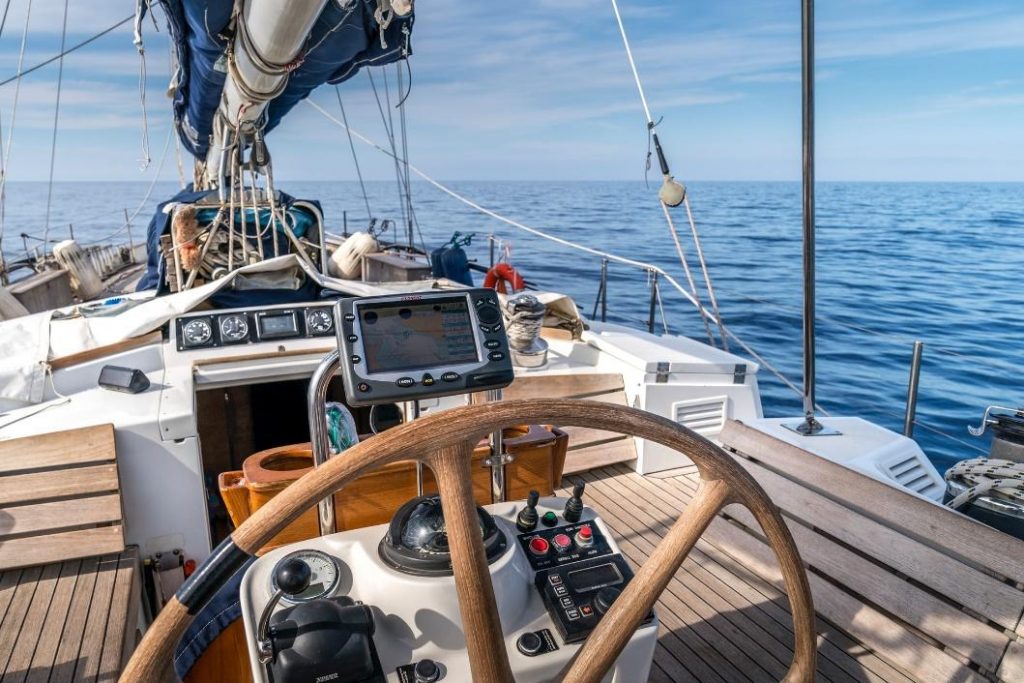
[156,0,414,159]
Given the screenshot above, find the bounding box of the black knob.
[516,490,540,532]
[274,558,312,597]
[563,482,585,523]
[516,631,544,656]
[414,658,440,683]
[594,586,621,615]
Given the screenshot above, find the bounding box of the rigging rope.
[944,458,1024,510]
[0,15,133,88]
[609,0,729,350]
[335,86,373,220]
[42,0,70,250]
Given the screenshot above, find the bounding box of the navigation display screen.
[567,563,624,593]
[359,297,479,374]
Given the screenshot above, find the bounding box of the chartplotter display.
[336,289,515,406]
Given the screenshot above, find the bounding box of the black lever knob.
[594,586,621,615]
[517,490,540,532]
[275,558,312,597]
[563,482,585,523]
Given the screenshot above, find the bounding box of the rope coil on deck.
[944,457,1024,510]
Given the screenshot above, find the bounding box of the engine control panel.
[336,289,515,406]
[174,303,335,351]
[239,496,658,683]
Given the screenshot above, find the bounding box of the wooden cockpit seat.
[0,424,141,680]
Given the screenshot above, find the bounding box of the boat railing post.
[68,223,74,241]
[343,210,349,237]
[600,258,608,322]
[308,351,341,536]
[648,269,658,334]
[124,208,135,263]
[486,388,507,503]
[489,234,495,268]
[903,341,924,437]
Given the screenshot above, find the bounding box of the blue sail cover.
[156,1,413,158]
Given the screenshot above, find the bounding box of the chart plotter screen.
[359,297,479,374]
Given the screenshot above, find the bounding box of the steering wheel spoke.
[425,443,515,683]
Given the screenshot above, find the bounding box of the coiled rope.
[945,458,1024,510]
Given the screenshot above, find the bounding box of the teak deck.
[559,421,1024,682]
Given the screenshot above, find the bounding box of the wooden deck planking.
[558,465,923,682]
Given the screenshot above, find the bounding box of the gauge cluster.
[174,304,336,351]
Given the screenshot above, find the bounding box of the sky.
[0,0,1021,182]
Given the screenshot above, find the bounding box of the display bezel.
[350,293,484,379]
[566,562,624,593]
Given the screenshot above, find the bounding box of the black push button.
[357,382,371,393]
[488,351,506,361]
[422,373,435,386]
[414,658,440,683]
[396,377,415,388]
[477,305,501,325]
[344,313,355,322]
[517,631,544,657]
[441,372,459,382]
[351,355,361,364]
[347,334,358,343]
[484,339,501,349]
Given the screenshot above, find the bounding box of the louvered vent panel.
[673,396,728,436]
[887,454,940,495]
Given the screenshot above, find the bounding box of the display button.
[575,525,594,546]
[357,383,371,393]
[351,355,361,364]
[541,511,558,527]
[559,596,574,609]
[421,373,435,386]
[477,305,501,325]
[344,313,355,322]
[441,371,459,383]
[346,334,358,343]
[580,604,594,617]
[529,537,550,556]
[484,339,501,350]
[488,351,506,362]
[548,575,562,586]
[553,585,568,597]
[566,609,580,621]
[552,534,572,553]
[396,377,416,388]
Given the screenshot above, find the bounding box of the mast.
[205,0,330,187]
[785,0,839,436]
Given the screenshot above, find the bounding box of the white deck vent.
[885,453,944,498]
[673,396,728,437]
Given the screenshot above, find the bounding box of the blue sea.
[2,180,1022,473]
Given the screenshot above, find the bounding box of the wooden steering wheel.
[120,399,816,682]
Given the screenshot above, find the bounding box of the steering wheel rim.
[120,399,816,683]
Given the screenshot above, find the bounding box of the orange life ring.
[483,263,525,294]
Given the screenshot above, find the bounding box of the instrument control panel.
[174,304,336,351]
[520,521,649,644]
[336,289,514,406]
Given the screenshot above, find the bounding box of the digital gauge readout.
[271,549,341,603]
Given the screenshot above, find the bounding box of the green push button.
[541,511,558,527]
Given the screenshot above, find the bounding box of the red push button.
[552,533,572,553]
[529,537,550,556]
[575,525,594,546]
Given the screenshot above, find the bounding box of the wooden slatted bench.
[495,373,638,473]
[0,424,141,681]
[719,420,1024,682]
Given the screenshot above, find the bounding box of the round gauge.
[271,549,340,603]
[182,319,212,346]
[218,314,249,343]
[306,308,334,334]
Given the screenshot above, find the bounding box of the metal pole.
[648,270,658,334]
[486,388,506,503]
[411,400,424,496]
[124,208,135,263]
[785,0,838,437]
[601,259,608,322]
[68,223,74,240]
[343,210,348,237]
[489,235,495,268]
[308,351,341,536]
[903,341,924,437]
